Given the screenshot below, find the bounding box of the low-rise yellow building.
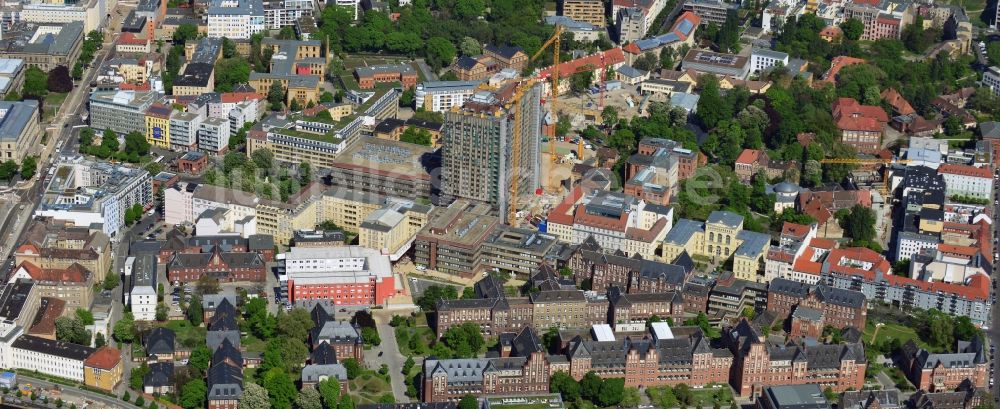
[144,103,173,149]
[83,346,123,392]
[661,210,771,283]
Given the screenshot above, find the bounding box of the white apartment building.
[984,66,1000,96]
[191,184,259,226]
[198,117,231,154]
[228,100,259,136]
[263,0,313,29]
[939,164,993,200]
[164,183,197,225]
[169,110,203,151]
[207,0,266,39]
[414,81,482,112]
[35,157,151,238]
[11,335,94,382]
[128,255,157,321]
[749,49,789,74]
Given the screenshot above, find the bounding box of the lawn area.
[242,334,266,353]
[348,373,393,404]
[862,321,927,350]
[162,320,207,349]
[41,92,68,121]
[689,385,735,406]
[338,74,361,91]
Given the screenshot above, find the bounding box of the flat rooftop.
[331,136,434,181]
[420,200,498,248]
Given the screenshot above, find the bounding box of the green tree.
[299,162,311,186]
[20,156,37,180]
[251,148,274,172]
[135,396,145,407]
[173,23,199,44]
[47,65,73,93]
[189,345,212,373]
[342,358,362,379]
[580,372,603,401]
[222,37,237,58]
[55,316,90,345]
[361,326,381,346]
[601,106,618,130]
[549,371,580,402]
[454,0,484,19]
[156,302,169,321]
[837,204,878,243]
[570,67,594,94]
[840,18,863,41]
[319,92,335,103]
[188,294,204,326]
[458,395,478,409]
[262,368,296,409]
[179,380,207,409]
[0,161,17,181]
[459,37,481,56]
[317,378,340,409]
[425,37,457,70]
[268,81,285,110]
[124,131,151,157]
[101,129,120,152]
[215,58,251,92]
[103,270,120,291]
[399,127,432,146]
[23,66,48,97]
[94,332,106,348]
[696,75,727,129]
[295,387,323,409]
[597,378,625,407]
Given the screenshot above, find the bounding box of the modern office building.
[169,110,203,151]
[414,200,500,277]
[328,137,436,202]
[207,0,266,39]
[414,81,483,112]
[35,157,152,238]
[198,117,231,155]
[89,90,161,136]
[281,246,395,305]
[440,85,541,223]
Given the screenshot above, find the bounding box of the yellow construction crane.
[530,25,563,163]
[505,78,538,226]
[819,158,911,198]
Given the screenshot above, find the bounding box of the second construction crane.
[530,25,579,163]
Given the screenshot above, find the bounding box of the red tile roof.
[792,247,823,275]
[880,88,915,115]
[833,97,888,132]
[938,163,992,179]
[782,222,812,238]
[220,92,265,104]
[937,243,979,258]
[16,261,89,283]
[825,247,990,301]
[537,48,625,80]
[820,56,866,83]
[735,149,764,166]
[547,185,584,226]
[118,32,148,46]
[84,346,122,370]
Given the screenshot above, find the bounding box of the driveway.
[365,312,412,402]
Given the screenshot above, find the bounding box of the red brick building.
[767,278,868,334]
[567,238,691,293]
[833,97,888,154]
[353,64,418,89]
[725,320,867,397]
[166,247,267,283]
[901,337,988,392]
[422,328,550,402]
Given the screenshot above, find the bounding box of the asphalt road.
[15,373,139,409]
[990,168,1000,399]
[366,311,413,402]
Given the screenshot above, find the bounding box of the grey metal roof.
[208,0,263,15]
[752,48,789,60]
[301,364,347,384]
[707,210,744,228]
[0,100,38,142]
[760,385,831,409]
[663,219,704,245]
[424,358,492,382]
